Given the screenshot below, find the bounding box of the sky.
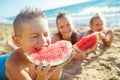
[0,0,91,18]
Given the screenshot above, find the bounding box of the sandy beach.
[0,25,120,80]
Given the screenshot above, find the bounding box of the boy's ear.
[12,35,21,47]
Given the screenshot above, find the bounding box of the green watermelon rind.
[24,54,34,63]
[95,32,101,41]
[24,41,73,66]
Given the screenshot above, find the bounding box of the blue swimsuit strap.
[0,53,10,79]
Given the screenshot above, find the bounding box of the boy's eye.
[32,34,39,38]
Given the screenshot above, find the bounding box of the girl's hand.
[72,46,86,60]
[100,30,114,47]
[72,46,86,61]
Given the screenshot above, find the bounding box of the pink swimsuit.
[79,32,86,39]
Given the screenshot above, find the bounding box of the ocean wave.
[70,6,120,16]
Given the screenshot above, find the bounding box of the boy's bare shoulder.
[5,49,22,78]
[6,54,16,69]
[6,48,26,68]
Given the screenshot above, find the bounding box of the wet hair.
[56,11,78,45]
[13,7,46,37]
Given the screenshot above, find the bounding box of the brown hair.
[13,7,46,37]
[56,11,78,45]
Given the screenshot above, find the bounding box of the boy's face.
[14,18,51,52]
[57,16,73,38]
[91,18,103,32]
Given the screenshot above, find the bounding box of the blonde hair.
[13,7,46,37]
[90,12,106,26]
[56,11,73,26]
[56,11,78,44]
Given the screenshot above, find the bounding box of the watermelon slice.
[75,32,100,53]
[101,30,111,42]
[25,40,73,66]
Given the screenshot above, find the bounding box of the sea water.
[45,0,120,27]
[1,0,120,27]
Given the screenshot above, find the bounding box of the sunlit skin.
[90,18,114,47]
[52,16,80,43]
[5,14,85,80]
[52,15,86,61]
[90,18,104,32]
[5,18,66,80]
[57,16,73,40]
[15,18,51,52]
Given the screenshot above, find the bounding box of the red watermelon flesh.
[25,40,72,66]
[75,32,100,52]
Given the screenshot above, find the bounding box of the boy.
[5,7,67,80]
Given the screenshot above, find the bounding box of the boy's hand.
[31,63,57,80]
[72,46,86,60]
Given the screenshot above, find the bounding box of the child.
[7,11,86,61]
[52,11,86,60]
[3,8,71,80]
[52,11,83,45]
[87,13,114,47]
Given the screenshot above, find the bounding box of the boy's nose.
[39,36,47,45]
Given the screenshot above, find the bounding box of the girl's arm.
[102,30,114,47]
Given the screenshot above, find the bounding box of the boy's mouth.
[35,47,43,50]
[35,44,48,50]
